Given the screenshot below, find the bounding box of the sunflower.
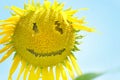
[0,0,94,80]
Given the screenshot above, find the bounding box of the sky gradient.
[0,0,120,80]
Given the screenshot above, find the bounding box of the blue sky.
[0,0,120,80]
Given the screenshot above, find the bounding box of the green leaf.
[75,72,103,80]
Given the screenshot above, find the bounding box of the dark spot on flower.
[33,23,39,33]
[27,48,66,57]
[55,21,63,34]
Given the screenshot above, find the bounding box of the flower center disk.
[13,10,75,67]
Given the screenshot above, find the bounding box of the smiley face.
[13,11,75,67]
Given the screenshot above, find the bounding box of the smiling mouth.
[27,48,66,57]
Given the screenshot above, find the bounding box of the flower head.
[0,0,94,80]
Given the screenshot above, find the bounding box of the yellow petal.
[59,64,68,80]
[56,65,61,80]
[34,67,41,80]
[0,24,15,30]
[0,30,13,35]
[11,6,25,16]
[0,48,14,63]
[42,67,49,80]
[0,34,11,44]
[56,3,64,11]
[35,0,41,9]
[65,9,78,16]
[69,54,82,75]
[32,0,35,6]
[23,65,31,80]
[44,0,51,9]
[61,12,69,26]
[72,23,95,32]
[16,60,26,80]
[49,66,54,80]
[24,3,28,10]
[0,44,12,54]
[52,0,58,10]
[28,66,36,80]
[6,16,20,22]
[65,59,75,79]
[8,55,20,80]
[68,17,86,24]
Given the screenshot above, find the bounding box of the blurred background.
[0,0,120,80]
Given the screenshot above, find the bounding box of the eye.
[55,21,63,34]
[33,23,39,33]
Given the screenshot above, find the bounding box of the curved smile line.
[27,48,66,57]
